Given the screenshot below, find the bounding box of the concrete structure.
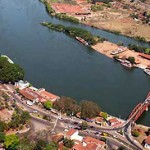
[15,80,30,89]
[65,129,83,141]
[1,55,14,64]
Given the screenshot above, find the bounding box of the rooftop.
[83,136,105,146]
[145,136,150,145]
[66,129,78,137]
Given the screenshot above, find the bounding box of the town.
[0,55,150,150]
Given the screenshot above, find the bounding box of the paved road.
[1,84,144,150]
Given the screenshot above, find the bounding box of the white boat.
[121,60,133,68]
[144,69,150,75]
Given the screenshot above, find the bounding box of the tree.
[0,132,5,142]
[63,138,74,148]
[44,100,53,110]
[33,139,47,150]
[20,111,31,124]
[53,97,80,116]
[0,56,24,83]
[101,112,108,120]
[131,130,140,137]
[127,56,135,64]
[0,120,7,132]
[44,142,58,150]
[4,134,19,149]
[145,48,150,54]
[80,100,100,118]
[80,121,88,130]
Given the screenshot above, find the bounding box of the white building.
[15,80,30,89]
[65,129,83,141]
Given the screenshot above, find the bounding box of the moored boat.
[75,36,89,46]
[144,69,150,76]
[121,60,133,68]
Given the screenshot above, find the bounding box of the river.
[0,0,150,125]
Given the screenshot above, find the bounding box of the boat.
[75,36,89,46]
[144,69,150,75]
[121,60,133,68]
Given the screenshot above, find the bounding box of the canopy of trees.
[63,138,74,148]
[80,100,100,118]
[53,97,80,116]
[44,100,53,110]
[128,44,150,54]
[42,22,106,45]
[0,56,24,83]
[4,134,19,149]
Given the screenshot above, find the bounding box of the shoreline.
[91,41,150,70]
[42,0,150,43]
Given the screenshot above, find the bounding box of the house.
[95,117,104,125]
[19,88,47,103]
[52,134,64,143]
[15,80,30,89]
[82,136,106,149]
[143,136,150,149]
[37,88,60,102]
[108,118,122,127]
[73,143,87,150]
[139,53,150,60]
[65,129,83,141]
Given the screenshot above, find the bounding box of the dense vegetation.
[43,1,55,14]
[53,96,101,118]
[55,14,79,23]
[128,44,150,54]
[0,56,24,83]
[42,22,106,45]
[91,4,104,11]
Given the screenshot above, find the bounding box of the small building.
[37,88,60,102]
[95,117,104,125]
[143,136,150,149]
[15,80,30,90]
[108,118,122,127]
[82,136,105,149]
[65,129,83,141]
[19,88,47,103]
[139,53,150,60]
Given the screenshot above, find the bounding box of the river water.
[0,0,150,125]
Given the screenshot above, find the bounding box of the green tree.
[0,56,24,83]
[0,132,5,142]
[20,111,31,124]
[44,142,58,150]
[33,139,47,150]
[145,48,150,54]
[0,120,7,132]
[80,121,88,130]
[44,100,53,110]
[131,130,140,137]
[80,100,100,118]
[4,134,19,149]
[101,112,108,119]
[127,56,135,64]
[63,138,74,148]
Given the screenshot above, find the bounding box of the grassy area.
[42,22,106,45]
[91,4,104,12]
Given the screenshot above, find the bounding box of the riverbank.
[92,41,150,69]
[42,22,150,70]
[43,0,150,42]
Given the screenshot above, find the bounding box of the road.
[0,84,145,150]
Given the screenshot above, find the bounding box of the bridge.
[128,91,150,122]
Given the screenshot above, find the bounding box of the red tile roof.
[39,90,59,101]
[109,118,119,123]
[83,136,105,146]
[145,136,150,145]
[86,143,98,150]
[66,129,78,137]
[139,53,150,60]
[73,143,87,150]
[19,88,47,103]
